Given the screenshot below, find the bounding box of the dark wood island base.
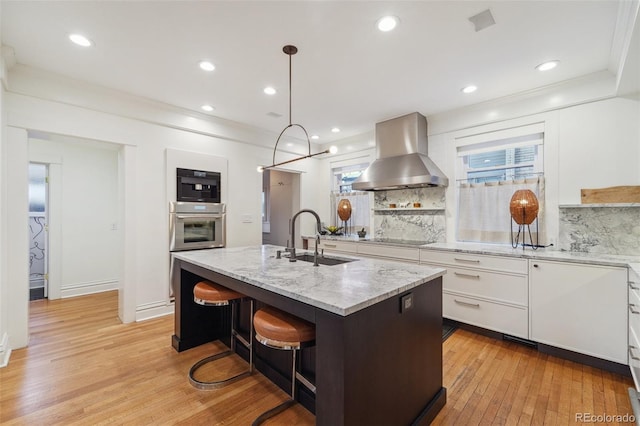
[172,253,446,425]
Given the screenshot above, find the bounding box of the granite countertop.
[421,242,640,270]
[304,234,430,247]
[303,235,640,273]
[173,245,446,316]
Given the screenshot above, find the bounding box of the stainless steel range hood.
[352,112,449,191]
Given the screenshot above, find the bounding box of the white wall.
[29,137,120,298]
[557,97,640,203]
[0,2,12,362]
[3,126,30,350]
[2,66,326,351]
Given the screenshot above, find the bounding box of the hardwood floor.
[0,291,635,425]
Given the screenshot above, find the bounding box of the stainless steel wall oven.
[169,202,226,251]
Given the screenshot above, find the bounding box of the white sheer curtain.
[457,177,545,244]
[330,191,371,234]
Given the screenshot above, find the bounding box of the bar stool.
[188,280,254,390]
[252,306,316,425]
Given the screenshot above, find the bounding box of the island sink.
[294,253,355,266]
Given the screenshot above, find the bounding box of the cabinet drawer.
[630,288,640,340]
[443,292,528,338]
[631,268,640,295]
[357,244,419,262]
[630,326,640,391]
[420,250,527,274]
[318,240,357,253]
[443,267,527,305]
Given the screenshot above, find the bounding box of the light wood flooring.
[0,291,635,425]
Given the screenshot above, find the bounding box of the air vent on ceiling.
[267,112,283,118]
[469,9,495,32]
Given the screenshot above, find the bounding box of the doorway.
[28,163,48,301]
[261,169,301,247]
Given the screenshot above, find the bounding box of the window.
[332,163,368,193]
[458,133,543,183]
[456,127,545,244]
[329,162,371,233]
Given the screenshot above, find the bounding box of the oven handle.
[176,214,224,219]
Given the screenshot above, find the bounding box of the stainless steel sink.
[294,253,355,266]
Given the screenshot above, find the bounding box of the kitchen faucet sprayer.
[288,209,322,266]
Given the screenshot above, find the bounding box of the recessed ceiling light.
[536,60,559,71]
[311,135,319,140]
[329,146,338,154]
[199,61,215,72]
[461,85,477,94]
[263,86,276,95]
[331,127,341,133]
[201,104,214,112]
[377,16,399,32]
[69,33,92,47]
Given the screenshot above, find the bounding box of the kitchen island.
[171,245,447,425]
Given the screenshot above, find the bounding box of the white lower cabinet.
[443,292,528,338]
[420,249,529,338]
[356,244,419,263]
[317,240,357,254]
[629,268,640,388]
[530,260,627,364]
[313,239,419,263]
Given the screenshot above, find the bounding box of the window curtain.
[330,191,371,233]
[457,177,545,244]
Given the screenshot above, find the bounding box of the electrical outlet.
[400,293,413,313]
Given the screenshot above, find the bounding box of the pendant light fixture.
[258,45,337,172]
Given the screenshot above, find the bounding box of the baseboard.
[451,319,631,376]
[61,279,119,299]
[0,333,12,368]
[538,343,631,377]
[135,300,174,322]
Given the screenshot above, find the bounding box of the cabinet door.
[357,244,419,263]
[530,260,627,364]
[317,240,357,253]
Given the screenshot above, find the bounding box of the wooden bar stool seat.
[194,282,244,306]
[252,306,316,425]
[189,280,254,390]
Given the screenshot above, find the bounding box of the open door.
[28,163,48,300]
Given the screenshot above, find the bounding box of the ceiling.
[1,1,637,144]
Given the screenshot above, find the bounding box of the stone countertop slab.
[173,245,446,316]
[421,242,640,269]
[303,234,431,247]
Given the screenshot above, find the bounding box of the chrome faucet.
[288,209,322,266]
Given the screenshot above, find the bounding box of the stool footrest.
[188,350,252,390]
[251,399,296,426]
[295,371,316,394]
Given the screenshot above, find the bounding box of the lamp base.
[511,217,539,250]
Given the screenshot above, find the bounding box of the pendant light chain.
[288,50,292,126]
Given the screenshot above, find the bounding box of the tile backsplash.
[558,204,640,255]
[373,187,446,242]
